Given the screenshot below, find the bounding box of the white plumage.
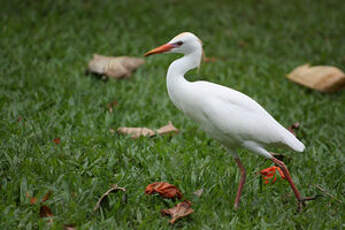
[145,32,311,209]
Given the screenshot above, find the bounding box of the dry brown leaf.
[156,121,179,136]
[94,184,126,211]
[145,182,183,199]
[161,200,194,224]
[40,205,53,218]
[117,122,179,139]
[88,54,145,79]
[117,127,155,139]
[193,189,204,197]
[286,64,345,92]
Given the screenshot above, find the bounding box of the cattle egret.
[145,32,312,210]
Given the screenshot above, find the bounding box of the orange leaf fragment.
[145,182,183,199]
[53,138,61,144]
[161,200,194,224]
[260,166,286,184]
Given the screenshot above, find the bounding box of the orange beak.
[144,43,175,57]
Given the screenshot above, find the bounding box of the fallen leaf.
[88,54,145,79]
[40,205,53,218]
[30,197,38,205]
[94,184,126,211]
[161,200,194,224]
[287,122,300,136]
[107,100,118,113]
[193,189,204,197]
[145,182,183,199]
[53,138,61,144]
[286,64,345,92]
[156,121,179,136]
[117,127,155,139]
[117,122,179,139]
[259,166,286,184]
[64,224,76,230]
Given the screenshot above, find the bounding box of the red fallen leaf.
[30,196,38,205]
[53,138,61,144]
[145,182,183,199]
[40,205,53,218]
[161,200,194,224]
[287,122,300,136]
[107,100,118,113]
[260,166,286,184]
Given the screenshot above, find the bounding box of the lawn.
[1,0,345,229]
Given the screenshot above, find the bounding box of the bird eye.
[176,41,183,46]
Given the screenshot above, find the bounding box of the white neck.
[166,50,202,108]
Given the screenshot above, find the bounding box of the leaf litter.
[145,182,183,199]
[161,200,194,224]
[117,121,179,138]
[87,54,145,79]
[286,64,345,92]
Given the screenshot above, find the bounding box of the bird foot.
[297,196,319,212]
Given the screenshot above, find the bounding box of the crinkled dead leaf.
[88,54,145,79]
[156,121,179,136]
[117,127,155,139]
[193,189,204,197]
[145,182,183,199]
[94,184,126,211]
[286,64,345,92]
[161,200,194,224]
[117,122,179,139]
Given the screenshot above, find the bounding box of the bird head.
[144,32,203,57]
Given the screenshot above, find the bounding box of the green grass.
[1,0,345,229]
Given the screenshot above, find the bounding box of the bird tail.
[284,132,305,152]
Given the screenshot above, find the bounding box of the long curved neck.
[166,50,202,108]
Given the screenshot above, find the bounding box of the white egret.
[144,32,312,209]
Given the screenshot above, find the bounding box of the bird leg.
[234,157,246,210]
[271,157,313,211]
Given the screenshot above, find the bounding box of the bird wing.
[191,81,304,152]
